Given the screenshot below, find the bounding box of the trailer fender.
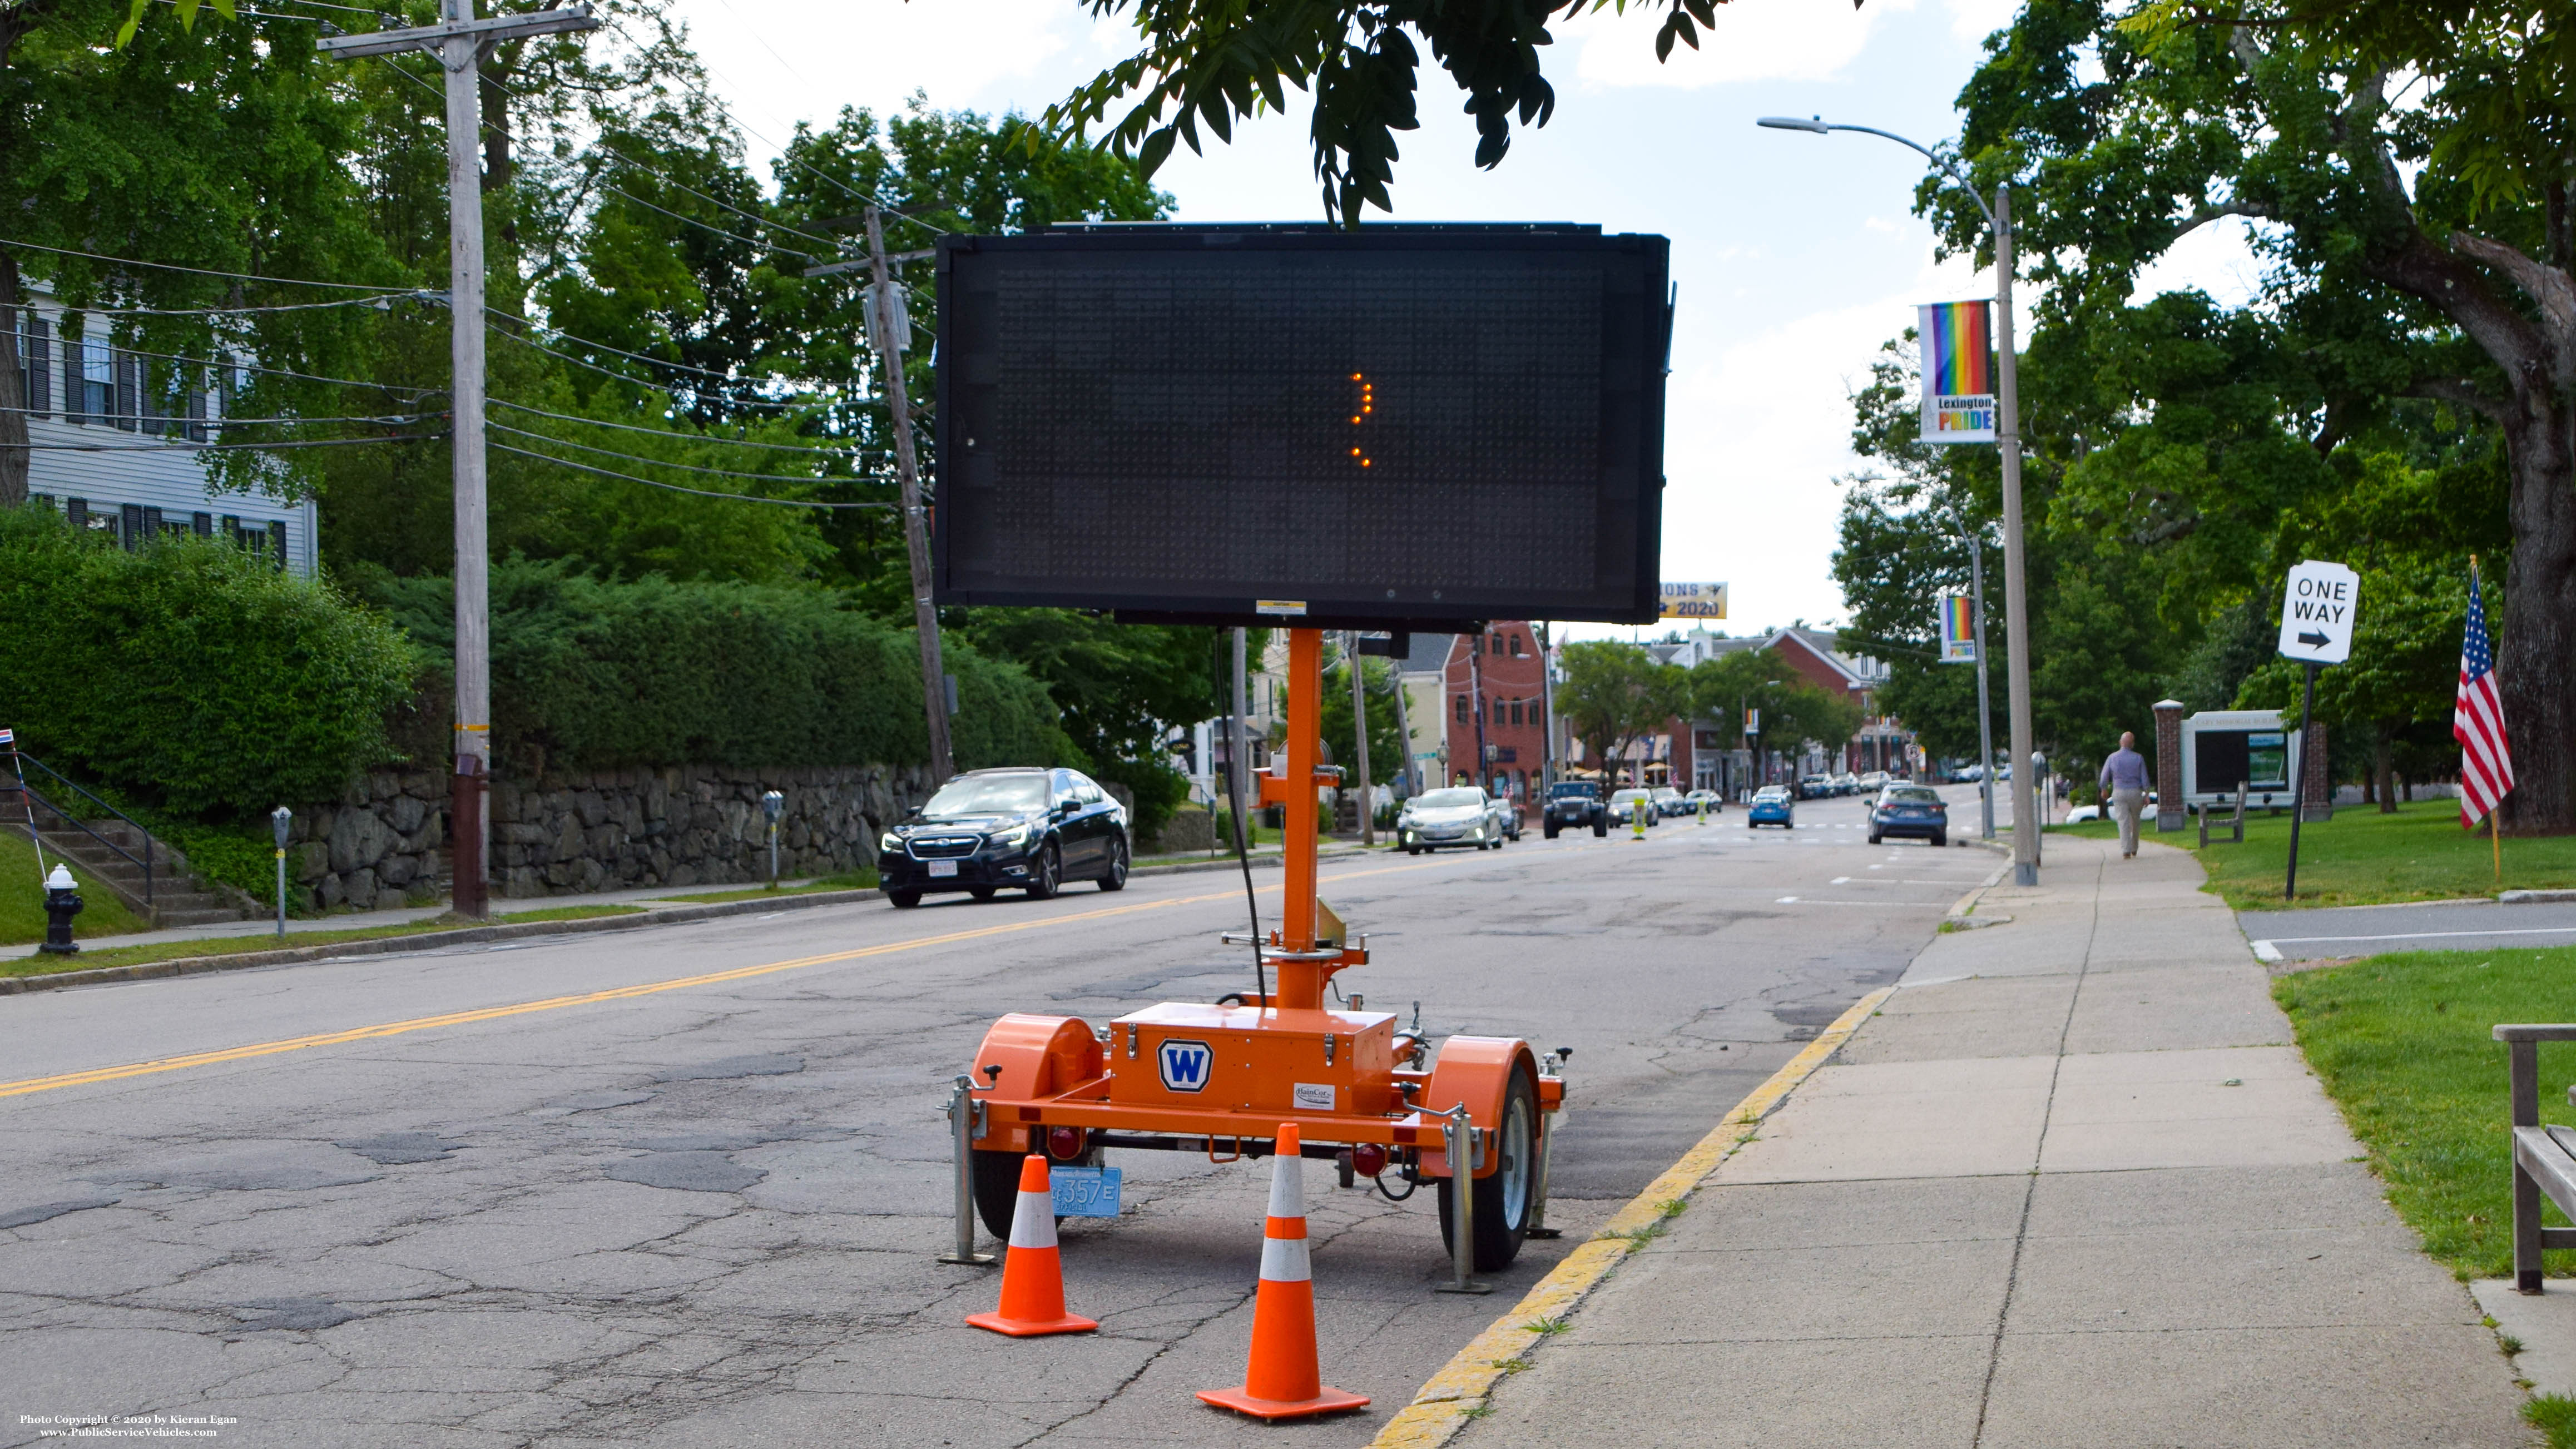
[967,1013,1101,1152]
[1419,1035,1539,1179]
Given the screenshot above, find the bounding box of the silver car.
[1397,786,1503,853]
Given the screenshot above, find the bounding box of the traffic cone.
[1197,1124,1371,1420]
[965,1154,1097,1337]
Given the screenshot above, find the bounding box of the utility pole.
[319,0,598,920]
[1538,622,1557,790]
[1467,632,1489,793]
[860,206,954,785]
[1343,633,1375,846]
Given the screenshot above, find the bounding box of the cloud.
[1567,0,1914,90]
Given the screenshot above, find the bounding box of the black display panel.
[934,225,1668,628]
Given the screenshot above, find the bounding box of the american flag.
[2455,567,2513,826]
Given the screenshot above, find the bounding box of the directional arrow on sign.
[2277,560,2359,666]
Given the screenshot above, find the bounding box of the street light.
[1757,115,2039,885]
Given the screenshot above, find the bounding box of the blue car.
[1746,786,1795,829]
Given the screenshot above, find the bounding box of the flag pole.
[2477,555,2501,884]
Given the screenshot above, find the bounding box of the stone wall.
[288,763,935,910]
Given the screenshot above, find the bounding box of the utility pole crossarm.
[801,250,934,279]
[316,3,597,59]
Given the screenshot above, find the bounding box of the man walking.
[2100,731,2149,859]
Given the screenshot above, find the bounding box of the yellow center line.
[0,843,1594,1101]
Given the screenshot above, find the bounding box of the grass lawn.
[2274,944,2576,1443]
[2272,944,2576,1282]
[2044,797,2576,909]
[654,869,876,905]
[0,831,148,944]
[0,903,644,980]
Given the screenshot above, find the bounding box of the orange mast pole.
[1281,629,1322,972]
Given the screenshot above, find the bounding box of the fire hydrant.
[39,863,82,955]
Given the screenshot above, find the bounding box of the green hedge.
[354,562,1073,775]
[0,507,413,814]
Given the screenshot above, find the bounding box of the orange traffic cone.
[1197,1124,1371,1420]
[966,1154,1098,1337]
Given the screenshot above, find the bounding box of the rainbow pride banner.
[1938,592,1977,663]
[1919,300,1997,444]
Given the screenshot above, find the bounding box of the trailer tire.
[1437,1065,1538,1273]
[972,1148,1028,1239]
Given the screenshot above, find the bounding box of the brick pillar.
[2300,717,2333,823]
[2153,699,2185,831]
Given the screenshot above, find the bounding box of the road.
[0,788,1992,1448]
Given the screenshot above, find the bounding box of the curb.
[0,886,891,996]
[2499,889,2576,905]
[1367,983,1898,1448]
[1939,861,2013,932]
[0,847,1391,998]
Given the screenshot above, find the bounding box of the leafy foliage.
[1555,640,1683,787]
[355,561,1073,776]
[1043,0,1758,220]
[1686,647,1864,763]
[0,508,413,813]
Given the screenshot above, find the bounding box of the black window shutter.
[268,519,288,571]
[61,333,83,424]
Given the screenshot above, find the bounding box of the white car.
[1397,786,1504,853]
[2067,793,2159,824]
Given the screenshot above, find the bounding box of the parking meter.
[270,806,292,937]
[761,790,785,885]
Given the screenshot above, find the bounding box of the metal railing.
[3,749,154,907]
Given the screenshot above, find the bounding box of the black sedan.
[878,767,1130,907]
[1868,783,1949,847]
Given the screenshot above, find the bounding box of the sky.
[663,0,2257,641]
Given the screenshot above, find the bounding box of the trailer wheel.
[971,1148,1027,1239]
[1437,1065,1538,1273]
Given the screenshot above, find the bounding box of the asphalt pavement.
[0,789,1992,1448]
[2238,899,2576,963]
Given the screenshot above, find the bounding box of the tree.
[1687,648,1863,771]
[1046,0,1782,221]
[1943,1,2576,830]
[1321,652,1405,798]
[1557,640,1682,788]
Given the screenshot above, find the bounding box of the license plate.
[927,860,958,877]
[1051,1165,1121,1217]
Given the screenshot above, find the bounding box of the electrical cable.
[487,396,884,453]
[0,405,432,427]
[1216,628,1266,1007]
[0,237,421,293]
[53,292,437,319]
[14,434,437,451]
[487,440,894,507]
[486,419,856,483]
[483,317,797,391]
[72,338,420,393]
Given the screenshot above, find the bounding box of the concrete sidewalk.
[1458,833,2529,1447]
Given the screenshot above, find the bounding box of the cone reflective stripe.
[1197,1124,1370,1421]
[965,1154,1097,1337]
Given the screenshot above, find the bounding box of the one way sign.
[2277,559,2360,666]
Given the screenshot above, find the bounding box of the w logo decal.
[1157,1039,1213,1093]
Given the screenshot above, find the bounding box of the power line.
[487,419,864,483]
[0,405,434,427]
[14,434,439,452]
[0,237,420,294]
[484,312,804,390]
[488,440,894,507]
[592,180,826,263]
[95,338,419,394]
[55,292,440,319]
[487,396,885,453]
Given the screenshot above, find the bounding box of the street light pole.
[1758,115,2037,883]
[1967,529,1996,841]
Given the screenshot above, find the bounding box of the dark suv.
[1543,781,1608,838]
[878,767,1130,907]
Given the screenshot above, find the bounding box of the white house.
[13,289,319,574]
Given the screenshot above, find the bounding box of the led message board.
[933,224,1669,629]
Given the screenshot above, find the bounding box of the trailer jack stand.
[939,1075,996,1266]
